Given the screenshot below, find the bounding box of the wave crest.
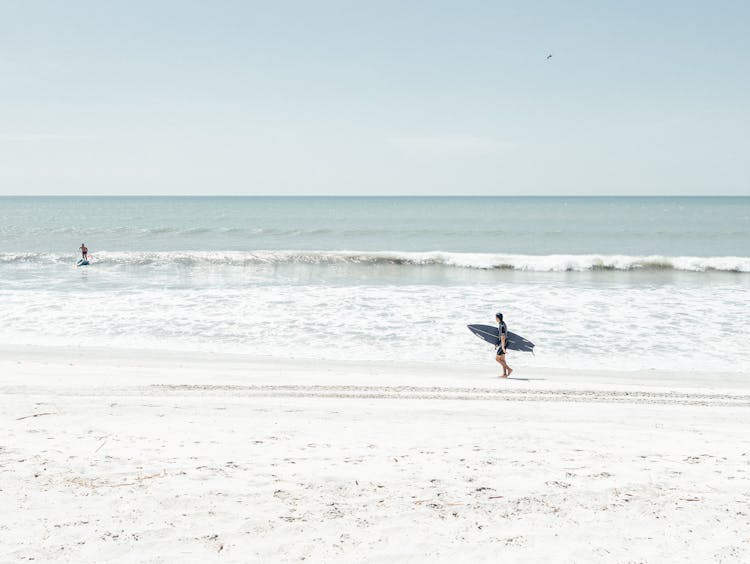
[2,251,749,272]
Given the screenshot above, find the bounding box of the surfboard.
[76,259,90,267]
[467,324,535,353]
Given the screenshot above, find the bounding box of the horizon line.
[2,194,748,198]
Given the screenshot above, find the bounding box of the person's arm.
[500,332,506,353]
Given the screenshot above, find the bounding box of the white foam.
[0,281,748,373]
[2,250,749,272]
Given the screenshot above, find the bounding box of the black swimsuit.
[496,322,508,355]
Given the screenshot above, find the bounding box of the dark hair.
[495,312,503,321]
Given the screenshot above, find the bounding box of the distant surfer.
[79,242,88,261]
[495,312,513,378]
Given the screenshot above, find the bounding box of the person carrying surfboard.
[495,312,513,378]
[79,243,88,260]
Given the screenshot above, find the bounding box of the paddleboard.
[76,259,90,267]
[467,324,535,353]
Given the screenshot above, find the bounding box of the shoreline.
[3,343,749,394]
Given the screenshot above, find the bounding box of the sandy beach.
[2,346,749,563]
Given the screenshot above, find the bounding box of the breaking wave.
[2,251,749,272]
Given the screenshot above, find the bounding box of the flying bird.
[546,54,553,60]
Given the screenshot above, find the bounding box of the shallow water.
[1,196,748,372]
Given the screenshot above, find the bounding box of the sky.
[0,0,748,195]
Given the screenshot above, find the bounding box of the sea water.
[1,196,748,372]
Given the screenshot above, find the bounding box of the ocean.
[1,196,748,372]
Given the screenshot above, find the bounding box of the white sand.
[2,345,750,562]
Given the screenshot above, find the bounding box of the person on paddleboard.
[495,312,513,378]
[79,242,88,261]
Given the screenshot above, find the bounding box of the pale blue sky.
[1,0,748,195]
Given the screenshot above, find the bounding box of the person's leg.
[495,354,508,377]
[502,355,512,377]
